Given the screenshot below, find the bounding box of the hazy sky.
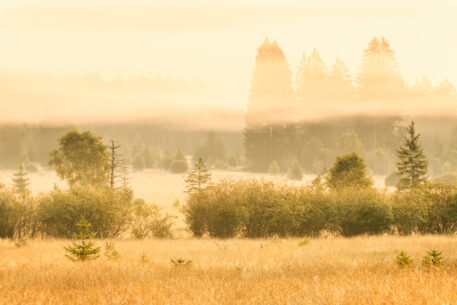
[1,0,457,108]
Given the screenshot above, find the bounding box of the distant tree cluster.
[244,37,457,173]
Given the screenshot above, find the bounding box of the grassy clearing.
[1,235,457,304]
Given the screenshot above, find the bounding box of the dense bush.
[183,178,457,238]
[0,185,37,239]
[38,186,133,238]
[333,189,392,236]
[130,199,174,238]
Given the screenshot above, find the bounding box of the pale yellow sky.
[1,0,457,109]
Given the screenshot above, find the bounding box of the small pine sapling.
[64,216,100,261]
[422,249,443,266]
[396,251,413,267]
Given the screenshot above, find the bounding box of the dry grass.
[1,235,457,304]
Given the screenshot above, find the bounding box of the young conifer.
[396,121,428,190]
[64,216,100,261]
[185,158,212,195]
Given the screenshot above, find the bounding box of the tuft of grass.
[104,241,121,260]
[298,237,310,246]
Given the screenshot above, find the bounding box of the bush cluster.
[0,185,173,239]
[183,179,457,238]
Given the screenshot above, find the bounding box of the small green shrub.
[396,251,413,267]
[422,249,443,266]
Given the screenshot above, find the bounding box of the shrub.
[422,249,443,266]
[396,251,413,267]
[0,186,37,239]
[130,199,174,239]
[334,189,392,237]
[38,186,132,238]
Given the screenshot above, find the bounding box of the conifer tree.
[288,160,303,181]
[12,164,30,196]
[185,158,212,195]
[64,216,100,261]
[268,160,281,175]
[396,121,428,190]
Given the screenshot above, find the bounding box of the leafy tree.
[12,164,30,196]
[396,121,428,190]
[64,216,100,261]
[49,129,110,186]
[185,158,212,195]
[327,152,373,189]
[288,160,303,180]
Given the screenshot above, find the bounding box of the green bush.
[183,179,457,238]
[334,189,392,236]
[38,186,132,238]
[130,199,174,238]
[0,185,37,239]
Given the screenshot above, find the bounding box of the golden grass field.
[1,235,457,305]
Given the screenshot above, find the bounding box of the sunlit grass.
[1,235,457,304]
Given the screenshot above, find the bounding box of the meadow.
[1,235,457,304]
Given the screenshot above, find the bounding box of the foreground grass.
[1,236,457,304]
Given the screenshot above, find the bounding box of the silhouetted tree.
[396,121,428,190]
[327,152,373,189]
[185,158,212,195]
[49,129,110,187]
[12,164,30,196]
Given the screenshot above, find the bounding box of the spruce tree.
[396,121,428,190]
[64,216,100,261]
[288,160,303,181]
[268,160,281,175]
[12,164,30,196]
[185,158,211,195]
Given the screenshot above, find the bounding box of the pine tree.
[396,121,428,190]
[64,216,100,261]
[185,158,212,195]
[268,160,281,175]
[356,37,404,102]
[12,164,30,196]
[288,160,303,181]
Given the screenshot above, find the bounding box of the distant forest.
[1,37,457,177]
